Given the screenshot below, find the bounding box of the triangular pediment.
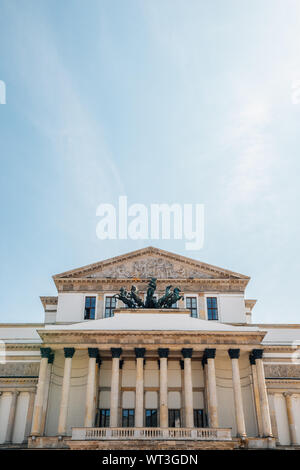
[53,247,249,281]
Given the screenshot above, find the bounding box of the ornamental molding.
[53,247,249,288]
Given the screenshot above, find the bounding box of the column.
[269,393,279,441]
[158,348,169,428]
[23,391,36,442]
[252,349,273,437]
[182,348,194,428]
[284,393,297,445]
[5,390,19,443]
[249,353,263,437]
[228,349,246,437]
[31,347,52,436]
[135,348,145,427]
[180,360,185,427]
[204,348,219,428]
[57,347,75,436]
[41,352,54,435]
[84,348,99,427]
[110,348,122,427]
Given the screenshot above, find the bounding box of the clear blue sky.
[1,0,300,324]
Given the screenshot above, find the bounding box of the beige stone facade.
[1,247,300,449]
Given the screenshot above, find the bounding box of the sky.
[0,0,300,324]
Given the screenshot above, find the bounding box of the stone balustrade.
[71,427,232,441]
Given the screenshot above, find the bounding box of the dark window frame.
[122,409,135,427]
[186,296,198,318]
[96,408,110,427]
[193,409,205,427]
[84,296,96,320]
[168,409,181,428]
[145,409,158,427]
[105,296,117,318]
[207,297,218,320]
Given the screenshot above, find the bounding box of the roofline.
[52,246,250,280]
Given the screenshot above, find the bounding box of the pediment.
[53,247,249,281]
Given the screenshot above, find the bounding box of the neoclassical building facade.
[0,247,299,449]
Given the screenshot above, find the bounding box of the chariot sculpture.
[113,278,183,309]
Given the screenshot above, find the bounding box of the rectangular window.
[207,297,218,320]
[84,296,96,320]
[186,296,197,318]
[96,409,110,427]
[122,409,135,427]
[168,409,181,428]
[145,409,157,427]
[194,409,205,427]
[105,296,116,318]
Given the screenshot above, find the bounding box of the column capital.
[88,348,99,359]
[111,348,122,358]
[48,353,55,364]
[64,348,75,358]
[249,353,256,365]
[228,349,240,359]
[283,392,293,398]
[40,347,52,359]
[135,348,146,358]
[204,348,216,359]
[252,349,264,360]
[158,348,169,358]
[201,356,207,368]
[182,348,193,358]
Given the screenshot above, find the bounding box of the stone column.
[24,391,36,442]
[57,347,75,436]
[5,390,19,443]
[284,393,297,445]
[31,347,52,436]
[158,348,169,428]
[249,353,263,437]
[41,352,54,435]
[182,348,194,428]
[269,393,279,441]
[110,348,122,427]
[180,360,185,427]
[252,349,273,437]
[204,348,219,428]
[228,349,246,437]
[84,348,99,427]
[135,348,145,428]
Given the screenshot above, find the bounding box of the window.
[122,409,135,427]
[168,409,181,428]
[96,409,110,427]
[84,296,96,320]
[186,297,197,318]
[207,297,218,320]
[194,409,205,427]
[145,409,157,427]
[105,296,116,318]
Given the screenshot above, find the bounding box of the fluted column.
[110,348,122,427]
[158,348,169,428]
[57,347,75,436]
[41,352,54,435]
[249,353,263,437]
[228,349,246,437]
[252,349,273,437]
[5,390,19,443]
[31,347,52,436]
[84,348,99,427]
[135,348,145,427]
[182,348,194,428]
[284,393,297,445]
[204,348,219,428]
[24,391,36,442]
